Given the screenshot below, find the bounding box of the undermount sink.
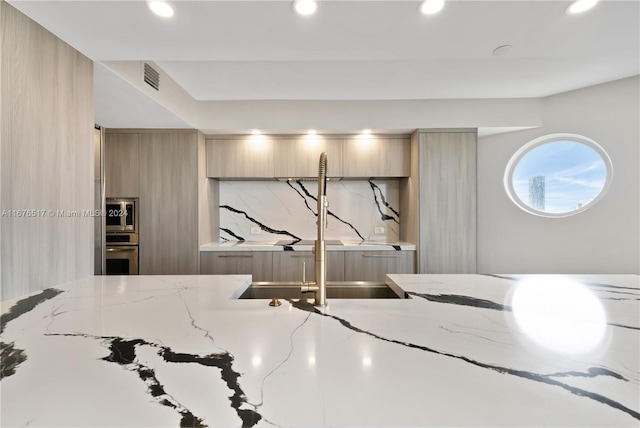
[239,281,407,300]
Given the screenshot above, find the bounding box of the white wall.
[477,76,640,274]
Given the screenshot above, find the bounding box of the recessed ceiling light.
[308,129,317,135]
[492,45,513,57]
[293,0,317,16]
[251,129,261,135]
[420,0,445,15]
[362,129,372,135]
[566,0,599,15]
[147,1,174,18]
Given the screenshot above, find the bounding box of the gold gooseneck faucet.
[301,152,328,306]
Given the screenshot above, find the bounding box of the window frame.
[503,133,613,218]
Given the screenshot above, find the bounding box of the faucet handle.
[302,261,306,283]
[325,200,329,228]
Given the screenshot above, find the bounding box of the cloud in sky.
[510,140,607,213]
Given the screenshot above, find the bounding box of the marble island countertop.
[1,274,638,427]
[200,240,416,252]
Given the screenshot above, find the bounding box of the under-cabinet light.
[420,0,445,15]
[147,1,174,18]
[293,0,317,16]
[566,0,599,14]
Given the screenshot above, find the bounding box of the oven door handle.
[106,247,138,252]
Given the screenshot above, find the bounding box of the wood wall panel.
[418,131,477,273]
[1,2,94,299]
[139,133,198,274]
[399,132,420,251]
[198,131,218,247]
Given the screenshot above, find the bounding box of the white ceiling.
[8,0,640,131]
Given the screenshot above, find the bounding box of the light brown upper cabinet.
[206,137,274,178]
[206,134,411,179]
[105,132,140,197]
[274,137,343,178]
[342,137,410,177]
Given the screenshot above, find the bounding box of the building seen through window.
[528,175,546,211]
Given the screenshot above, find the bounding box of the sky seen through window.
[512,140,607,214]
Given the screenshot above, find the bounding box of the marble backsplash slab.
[219,179,400,242]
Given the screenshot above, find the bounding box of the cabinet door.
[343,137,410,177]
[200,252,273,282]
[344,251,415,282]
[274,137,343,178]
[206,138,274,178]
[105,133,139,197]
[273,251,344,282]
[139,133,198,274]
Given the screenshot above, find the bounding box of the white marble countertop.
[1,274,638,427]
[200,240,416,252]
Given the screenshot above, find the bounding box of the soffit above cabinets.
[8,1,638,132]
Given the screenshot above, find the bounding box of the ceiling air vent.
[143,63,160,91]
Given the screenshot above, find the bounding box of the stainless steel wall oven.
[105,198,139,275]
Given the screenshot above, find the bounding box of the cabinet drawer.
[200,252,273,281]
[273,252,344,282]
[344,251,415,282]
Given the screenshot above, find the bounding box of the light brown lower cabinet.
[200,250,414,284]
[272,252,345,282]
[344,251,415,282]
[200,252,273,282]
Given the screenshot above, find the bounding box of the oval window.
[504,134,612,217]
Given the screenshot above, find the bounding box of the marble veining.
[407,291,512,311]
[368,179,399,223]
[0,274,638,427]
[219,179,400,242]
[290,296,639,421]
[288,180,366,240]
[221,205,301,241]
[0,341,27,379]
[0,288,64,380]
[0,288,65,334]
